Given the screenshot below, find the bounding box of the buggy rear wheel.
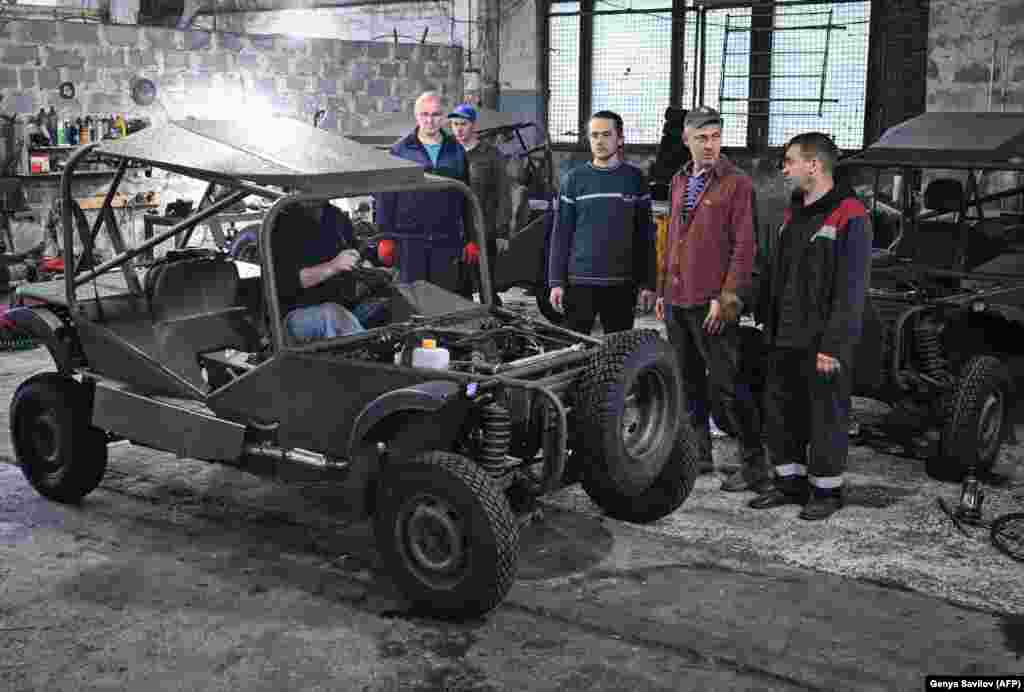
[374,451,519,618]
[583,423,700,523]
[575,330,687,515]
[11,373,108,503]
[930,355,1011,482]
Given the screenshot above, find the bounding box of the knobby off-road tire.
[576,329,693,522]
[930,355,1012,482]
[11,373,108,503]
[374,451,519,619]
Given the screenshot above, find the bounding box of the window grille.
[548,1,581,145]
[701,8,752,148]
[768,2,870,149]
[590,0,673,145]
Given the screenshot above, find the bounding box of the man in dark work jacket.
[749,132,872,521]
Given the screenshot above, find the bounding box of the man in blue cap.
[375,91,470,294]
[448,102,511,304]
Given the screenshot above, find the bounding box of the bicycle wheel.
[990,512,1024,563]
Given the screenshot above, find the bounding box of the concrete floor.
[2,288,1024,691]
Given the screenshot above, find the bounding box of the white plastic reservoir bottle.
[411,338,450,370]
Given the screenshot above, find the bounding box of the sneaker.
[799,489,844,521]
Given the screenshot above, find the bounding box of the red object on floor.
[41,257,64,272]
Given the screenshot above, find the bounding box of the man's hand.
[655,296,665,321]
[549,286,564,313]
[496,238,510,254]
[638,289,655,313]
[332,248,360,274]
[703,299,725,335]
[462,242,480,264]
[816,352,840,378]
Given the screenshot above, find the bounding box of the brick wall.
[0,18,463,253]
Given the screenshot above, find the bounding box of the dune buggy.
[7,118,698,619]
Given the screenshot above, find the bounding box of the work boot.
[721,461,774,493]
[799,488,844,521]
[748,476,809,509]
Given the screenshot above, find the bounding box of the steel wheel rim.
[622,367,670,463]
[396,493,467,588]
[977,390,1004,462]
[23,405,62,472]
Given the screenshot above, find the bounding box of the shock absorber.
[914,318,944,377]
[479,402,512,469]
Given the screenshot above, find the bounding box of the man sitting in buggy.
[273,200,391,342]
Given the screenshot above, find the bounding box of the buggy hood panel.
[346,107,531,145]
[92,118,425,193]
[842,113,1024,169]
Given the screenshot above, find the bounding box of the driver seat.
[909,178,966,270]
[147,253,260,391]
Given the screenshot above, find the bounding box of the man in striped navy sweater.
[548,111,657,335]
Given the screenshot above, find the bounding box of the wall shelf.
[17,170,120,179]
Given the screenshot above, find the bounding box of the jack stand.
[956,469,986,526]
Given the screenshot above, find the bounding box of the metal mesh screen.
[548,1,581,145]
[768,2,870,149]
[699,8,752,148]
[591,0,673,145]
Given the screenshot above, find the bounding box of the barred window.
[699,8,752,148]
[590,0,673,145]
[546,0,873,151]
[548,1,581,145]
[768,2,871,149]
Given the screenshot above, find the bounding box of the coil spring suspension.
[914,320,944,377]
[479,402,512,469]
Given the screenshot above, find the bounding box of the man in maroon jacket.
[655,107,768,488]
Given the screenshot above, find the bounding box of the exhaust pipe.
[242,442,349,480]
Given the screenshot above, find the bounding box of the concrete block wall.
[927,0,1024,113]
[926,0,1024,209]
[0,18,463,254]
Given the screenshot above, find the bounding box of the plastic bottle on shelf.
[56,119,67,146]
[47,107,57,142]
[115,113,127,138]
[77,117,89,144]
[411,338,450,370]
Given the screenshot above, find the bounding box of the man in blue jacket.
[548,110,656,334]
[749,132,872,520]
[374,91,471,295]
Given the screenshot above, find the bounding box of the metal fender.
[344,379,467,518]
[5,306,75,372]
[346,379,464,458]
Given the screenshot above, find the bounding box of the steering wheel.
[352,264,395,287]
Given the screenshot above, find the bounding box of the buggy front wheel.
[374,451,519,618]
